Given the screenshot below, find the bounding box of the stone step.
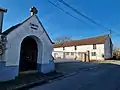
[16,70,44,80]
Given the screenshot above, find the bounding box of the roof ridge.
[75,34,109,41]
[2,15,53,44]
[55,34,109,44]
[2,15,33,35]
[54,34,110,48]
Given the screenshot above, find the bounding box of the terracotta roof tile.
[53,35,109,48]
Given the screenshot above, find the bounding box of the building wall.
[5,15,53,66]
[104,37,113,59]
[53,44,105,61]
[77,44,104,60]
[53,48,64,59]
[0,15,54,81]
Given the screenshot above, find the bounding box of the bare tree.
[113,47,120,59]
[113,47,119,56]
[54,36,72,43]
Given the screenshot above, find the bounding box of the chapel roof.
[2,15,53,43]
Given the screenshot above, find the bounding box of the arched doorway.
[19,36,38,72]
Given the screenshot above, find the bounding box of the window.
[75,46,77,50]
[93,44,96,49]
[66,52,69,55]
[78,52,81,55]
[63,47,65,50]
[71,52,74,55]
[91,52,96,56]
[102,54,104,58]
[54,53,57,56]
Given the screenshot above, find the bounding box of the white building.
[0,7,55,81]
[53,35,113,61]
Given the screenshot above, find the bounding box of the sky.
[0,0,120,47]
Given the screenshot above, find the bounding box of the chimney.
[0,8,7,34]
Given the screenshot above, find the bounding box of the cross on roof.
[30,7,38,15]
[0,8,7,12]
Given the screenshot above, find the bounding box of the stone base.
[40,61,55,73]
[0,66,18,81]
[0,61,5,69]
[0,61,55,81]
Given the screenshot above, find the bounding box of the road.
[30,60,120,90]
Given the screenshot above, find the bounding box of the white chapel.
[0,7,55,81]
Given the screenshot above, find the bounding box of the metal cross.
[30,7,38,15]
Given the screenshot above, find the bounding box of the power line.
[48,0,120,38]
[112,30,120,36]
[58,0,109,30]
[48,0,90,26]
[58,0,120,37]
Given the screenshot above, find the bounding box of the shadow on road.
[55,60,120,75]
[30,60,120,90]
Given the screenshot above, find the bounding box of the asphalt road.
[30,60,120,90]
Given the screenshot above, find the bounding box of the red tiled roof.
[53,35,109,48]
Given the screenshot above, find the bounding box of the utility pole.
[109,29,112,59]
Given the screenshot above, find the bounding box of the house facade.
[53,35,113,61]
[0,7,55,81]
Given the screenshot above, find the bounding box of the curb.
[12,79,46,90]
[10,66,99,90]
[11,74,64,90]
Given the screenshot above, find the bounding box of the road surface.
[30,60,120,90]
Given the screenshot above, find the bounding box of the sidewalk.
[1,59,116,90]
[100,60,120,65]
[0,71,63,90]
[0,60,98,90]
[90,60,120,65]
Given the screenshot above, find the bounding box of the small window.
[75,46,77,50]
[71,52,74,55]
[63,47,65,50]
[102,54,104,58]
[93,44,96,49]
[91,52,96,56]
[54,53,57,56]
[78,52,81,55]
[66,52,69,55]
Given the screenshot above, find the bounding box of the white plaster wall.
[4,15,53,66]
[53,44,104,60]
[54,47,63,52]
[53,48,63,58]
[52,51,63,58]
[53,46,75,59]
[64,46,75,52]
[77,44,104,60]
